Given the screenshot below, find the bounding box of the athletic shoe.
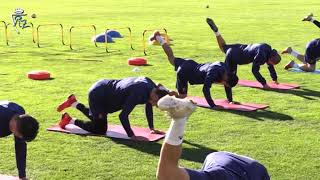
[206,18,219,32]
[57,94,77,112]
[302,13,313,21]
[157,95,196,120]
[58,112,72,129]
[149,31,161,42]
[281,47,292,54]
[284,60,295,70]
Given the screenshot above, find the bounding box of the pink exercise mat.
[47,124,165,142]
[0,175,18,180]
[238,80,299,90]
[187,97,268,112]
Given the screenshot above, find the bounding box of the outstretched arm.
[267,64,278,82]
[252,63,267,86]
[15,136,27,179]
[119,95,137,137]
[203,84,216,108]
[145,102,154,130]
[224,86,233,102]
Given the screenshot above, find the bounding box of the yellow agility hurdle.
[69,25,98,50]
[104,27,134,53]
[30,22,35,43]
[0,21,9,46]
[36,24,65,48]
[142,28,168,55]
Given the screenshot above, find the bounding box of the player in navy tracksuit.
[282,13,320,72]
[206,18,281,90]
[57,77,173,140]
[149,31,238,108]
[0,101,39,180]
[156,95,270,180]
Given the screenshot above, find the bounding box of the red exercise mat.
[187,97,268,112]
[128,57,147,66]
[238,80,299,90]
[47,124,165,142]
[27,70,51,80]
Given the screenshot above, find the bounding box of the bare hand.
[131,135,148,141]
[273,80,279,85]
[150,129,165,135]
[168,91,179,97]
[229,101,240,105]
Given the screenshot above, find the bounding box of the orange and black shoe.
[206,17,219,32]
[58,112,72,129]
[284,60,295,70]
[57,94,77,112]
[149,31,161,42]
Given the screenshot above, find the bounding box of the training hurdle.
[30,22,36,43]
[105,27,134,53]
[142,28,168,55]
[69,25,98,50]
[0,21,9,46]
[36,24,65,48]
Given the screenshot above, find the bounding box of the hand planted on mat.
[273,80,279,85]
[263,84,271,89]
[229,101,240,105]
[131,135,149,141]
[168,91,179,97]
[150,129,165,135]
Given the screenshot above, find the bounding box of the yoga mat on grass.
[47,124,165,142]
[288,68,320,74]
[187,97,268,112]
[238,80,299,90]
[0,175,18,180]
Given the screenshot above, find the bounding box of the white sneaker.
[157,95,196,120]
[302,13,313,21]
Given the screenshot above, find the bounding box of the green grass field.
[0,0,320,179]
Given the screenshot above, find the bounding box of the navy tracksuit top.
[0,101,26,178]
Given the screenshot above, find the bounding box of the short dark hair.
[270,49,281,65]
[17,114,39,142]
[155,85,170,99]
[227,73,239,87]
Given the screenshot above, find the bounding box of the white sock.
[156,35,165,45]
[164,117,187,146]
[71,102,78,108]
[290,50,300,58]
[311,17,315,22]
[292,62,299,68]
[215,31,221,36]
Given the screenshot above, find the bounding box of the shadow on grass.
[262,88,320,100]
[111,138,217,163]
[29,77,55,81]
[221,109,294,121]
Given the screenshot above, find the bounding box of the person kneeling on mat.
[150,31,238,108]
[156,95,270,180]
[0,101,39,180]
[282,13,320,72]
[206,17,281,90]
[57,77,176,141]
